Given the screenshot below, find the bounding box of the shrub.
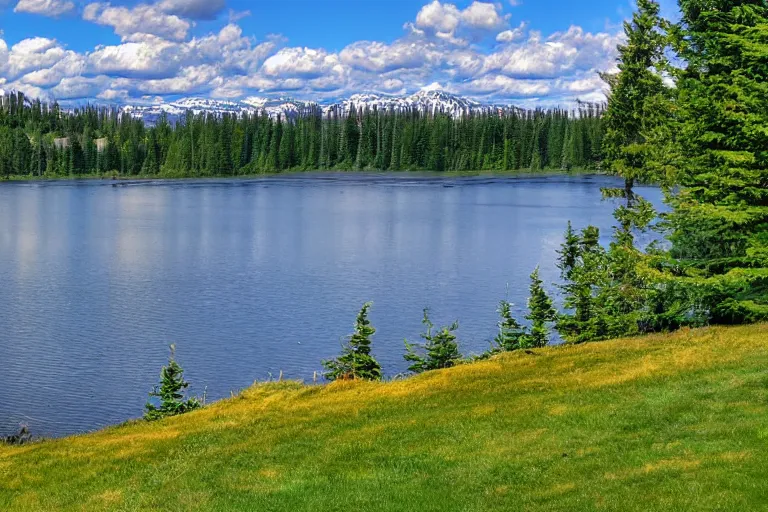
[144,344,201,421]
[404,308,462,373]
[323,302,382,381]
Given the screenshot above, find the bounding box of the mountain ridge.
[118,86,513,125]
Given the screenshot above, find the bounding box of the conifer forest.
[0,96,604,177]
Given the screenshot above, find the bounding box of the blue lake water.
[0,173,664,437]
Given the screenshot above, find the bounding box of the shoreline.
[1,167,603,184]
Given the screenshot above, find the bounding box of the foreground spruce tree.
[526,267,558,347]
[659,0,768,323]
[556,224,610,343]
[323,302,382,381]
[599,0,668,337]
[144,345,201,421]
[404,309,462,373]
[494,300,528,352]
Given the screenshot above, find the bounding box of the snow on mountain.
[119,86,508,125]
[326,84,492,118]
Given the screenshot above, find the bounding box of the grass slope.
[1,324,767,511]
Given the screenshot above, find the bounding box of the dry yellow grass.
[0,323,766,511]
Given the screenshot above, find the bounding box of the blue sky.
[0,0,679,106]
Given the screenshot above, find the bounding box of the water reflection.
[0,174,665,437]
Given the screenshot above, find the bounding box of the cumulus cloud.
[496,22,527,43]
[5,37,81,81]
[461,74,551,97]
[87,37,186,78]
[83,2,191,41]
[262,47,343,78]
[483,25,622,79]
[157,0,226,20]
[0,38,9,74]
[460,2,508,31]
[340,40,440,73]
[1,0,623,107]
[50,75,111,99]
[14,0,74,17]
[134,64,219,95]
[413,1,509,44]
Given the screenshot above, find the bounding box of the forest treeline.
[0,94,604,177]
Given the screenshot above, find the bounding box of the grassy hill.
[1,324,767,511]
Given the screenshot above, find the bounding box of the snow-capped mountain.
[120,97,318,125]
[333,84,486,117]
[119,85,508,125]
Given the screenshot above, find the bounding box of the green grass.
[2,324,767,511]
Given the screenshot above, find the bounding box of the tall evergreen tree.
[597,0,667,338]
[662,0,768,323]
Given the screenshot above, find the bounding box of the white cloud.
[0,0,624,107]
[87,37,186,78]
[0,38,9,75]
[157,0,225,20]
[14,0,74,17]
[379,78,404,92]
[262,47,343,78]
[83,3,191,41]
[414,1,509,44]
[496,22,527,43]
[416,1,462,34]
[340,40,440,73]
[187,24,282,74]
[19,52,85,86]
[134,64,219,94]
[50,75,111,99]
[462,74,551,97]
[483,26,622,78]
[460,2,507,31]
[5,37,80,81]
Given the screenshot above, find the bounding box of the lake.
[0,173,664,437]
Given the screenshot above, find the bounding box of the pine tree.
[494,300,527,352]
[556,221,580,279]
[144,344,201,421]
[404,308,462,373]
[322,302,382,381]
[660,0,768,323]
[589,0,668,339]
[525,267,557,347]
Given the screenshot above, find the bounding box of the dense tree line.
[0,93,604,178]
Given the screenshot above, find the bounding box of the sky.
[0,0,680,107]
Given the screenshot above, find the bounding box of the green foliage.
[601,0,667,188]
[144,345,201,421]
[0,92,604,178]
[525,267,557,347]
[656,0,768,323]
[323,302,382,381]
[404,309,462,373]
[493,300,528,352]
[556,225,610,343]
